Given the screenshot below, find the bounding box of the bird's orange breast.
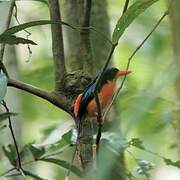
[87,80,116,116]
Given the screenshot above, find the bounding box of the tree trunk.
[169,0,180,153]
[63,1,126,179]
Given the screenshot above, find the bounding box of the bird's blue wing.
[77,74,98,116]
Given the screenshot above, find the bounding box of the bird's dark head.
[102,67,131,82]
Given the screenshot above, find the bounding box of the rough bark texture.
[169,0,180,153]
[48,0,66,90]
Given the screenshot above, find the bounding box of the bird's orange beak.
[117,70,131,76]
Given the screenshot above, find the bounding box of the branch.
[83,0,92,27]
[103,10,169,119]
[48,0,66,90]
[1,101,22,171]
[0,0,15,62]
[79,0,93,73]
[7,78,69,113]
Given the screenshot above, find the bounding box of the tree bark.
[169,0,180,153]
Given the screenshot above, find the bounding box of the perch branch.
[2,101,22,171]
[48,0,66,90]
[7,78,69,113]
[79,0,93,73]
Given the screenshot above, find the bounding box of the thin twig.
[0,0,15,62]
[0,61,9,77]
[2,101,22,169]
[103,10,169,119]
[7,78,69,113]
[14,4,32,62]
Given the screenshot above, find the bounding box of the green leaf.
[6,170,46,180]
[164,158,180,168]
[1,20,72,36]
[41,158,82,177]
[0,124,7,131]
[26,0,48,6]
[0,0,48,6]
[2,144,17,166]
[0,112,17,122]
[0,35,37,45]
[23,170,47,180]
[129,138,145,150]
[0,72,7,101]
[29,144,45,160]
[19,144,34,162]
[112,0,159,44]
[125,171,137,180]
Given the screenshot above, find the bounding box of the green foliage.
[125,171,137,180]
[29,144,46,160]
[129,138,145,150]
[1,20,71,36]
[6,170,46,180]
[41,158,82,177]
[0,112,17,122]
[0,35,37,45]
[163,158,180,169]
[23,170,47,180]
[2,144,17,166]
[0,0,48,6]
[0,72,7,101]
[112,0,159,44]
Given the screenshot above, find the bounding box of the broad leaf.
[2,144,17,166]
[6,170,46,180]
[164,158,180,168]
[29,144,45,160]
[125,171,137,180]
[19,144,34,162]
[0,0,48,6]
[112,0,159,44]
[0,72,7,101]
[0,35,37,45]
[129,138,145,150]
[0,112,17,122]
[37,121,73,148]
[41,158,82,177]
[23,170,47,180]
[0,124,6,131]
[1,20,72,36]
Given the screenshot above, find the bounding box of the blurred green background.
[0,0,179,180]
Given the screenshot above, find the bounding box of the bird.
[68,67,131,173]
[73,67,131,128]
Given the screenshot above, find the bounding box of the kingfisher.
[73,67,131,127]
